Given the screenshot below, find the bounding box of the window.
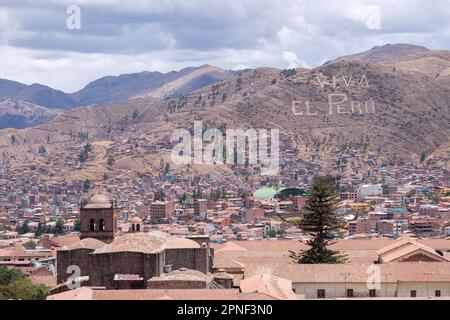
[90,219,96,231]
[369,289,376,297]
[435,290,441,297]
[410,290,417,297]
[347,289,354,297]
[99,219,105,231]
[136,224,140,232]
[131,224,135,232]
[317,289,326,298]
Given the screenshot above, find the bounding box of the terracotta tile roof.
[152,268,211,282]
[240,274,298,300]
[213,239,450,266]
[49,235,80,247]
[47,288,277,300]
[47,287,94,300]
[213,258,245,269]
[0,247,53,258]
[164,238,200,249]
[64,238,106,250]
[214,241,248,252]
[30,275,57,288]
[244,262,450,283]
[93,232,170,254]
[90,232,201,254]
[377,239,449,263]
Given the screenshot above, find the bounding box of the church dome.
[93,231,172,254]
[130,216,142,224]
[84,193,112,209]
[162,268,210,281]
[89,193,110,204]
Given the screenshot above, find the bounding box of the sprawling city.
[0,0,449,315]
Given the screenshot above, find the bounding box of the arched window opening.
[90,219,96,231]
[136,224,141,232]
[132,224,136,232]
[99,219,106,232]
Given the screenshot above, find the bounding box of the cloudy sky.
[0,0,449,92]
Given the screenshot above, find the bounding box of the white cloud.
[282,51,308,69]
[0,0,448,91]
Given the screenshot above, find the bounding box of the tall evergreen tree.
[74,219,81,232]
[82,179,91,192]
[52,219,65,235]
[16,220,31,235]
[34,222,44,237]
[290,175,347,264]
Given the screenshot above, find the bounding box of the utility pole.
[340,273,351,297]
[382,273,392,297]
[424,272,433,298]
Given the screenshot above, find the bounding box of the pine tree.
[82,179,91,192]
[290,175,347,264]
[35,222,44,237]
[420,151,426,163]
[52,219,65,235]
[16,220,31,235]
[164,163,170,175]
[38,145,47,155]
[79,150,88,163]
[74,219,81,232]
[107,155,115,166]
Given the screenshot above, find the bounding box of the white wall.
[293,282,396,299]
[397,282,450,298]
[293,281,450,299]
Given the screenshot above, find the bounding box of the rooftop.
[46,288,277,300]
[84,193,112,209]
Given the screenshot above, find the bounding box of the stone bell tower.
[80,193,117,243]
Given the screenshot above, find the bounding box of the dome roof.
[162,268,210,281]
[84,193,111,209]
[92,232,202,254]
[93,231,172,254]
[165,238,200,249]
[65,238,106,250]
[130,216,142,224]
[253,187,278,200]
[90,193,109,204]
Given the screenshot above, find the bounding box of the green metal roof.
[253,187,277,200]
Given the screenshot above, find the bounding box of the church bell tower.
[80,193,117,243]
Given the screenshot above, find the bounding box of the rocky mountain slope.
[0,65,237,128]
[0,79,78,109]
[71,65,237,106]
[0,99,61,129]
[0,44,448,181]
[333,43,430,63]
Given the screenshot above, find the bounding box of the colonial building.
[79,193,117,243]
[213,238,450,299]
[57,194,211,290]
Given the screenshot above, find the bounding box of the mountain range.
[0,43,449,181]
[0,65,237,128]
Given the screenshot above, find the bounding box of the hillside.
[0,79,78,109]
[0,49,448,182]
[71,65,237,106]
[333,43,430,63]
[0,65,237,128]
[0,99,61,129]
[384,50,450,88]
